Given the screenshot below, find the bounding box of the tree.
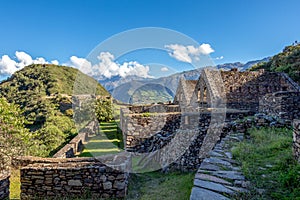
[0,98,31,171]
[95,98,113,122]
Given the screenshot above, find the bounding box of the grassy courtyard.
[80,121,124,157]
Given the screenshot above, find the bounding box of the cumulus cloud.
[161,67,169,72]
[70,56,93,75]
[0,51,58,76]
[90,52,153,79]
[0,51,153,79]
[215,56,224,60]
[165,43,214,63]
[0,55,18,75]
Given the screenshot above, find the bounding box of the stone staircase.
[280,72,300,91]
[190,132,250,200]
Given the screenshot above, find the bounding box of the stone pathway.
[190,132,250,200]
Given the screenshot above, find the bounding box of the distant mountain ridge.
[99,57,269,103]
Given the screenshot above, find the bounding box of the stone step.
[194,179,234,195]
[199,162,221,171]
[204,157,233,167]
[209,151,225,157]
[210,171,245,181]
[195,173,232,186]
[224,152,233,159]
[190,187,230,200]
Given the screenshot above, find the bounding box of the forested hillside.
[0,64,109,157]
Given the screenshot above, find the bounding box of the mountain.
[0,64,109,156]
[100,58,269,103]
[216,58,270,71]
[250,43,300,84]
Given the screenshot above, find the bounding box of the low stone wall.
[0,173,9,200]
[293,120,300,162]
[259,91,300,120]
[123,113,181,149]
[126,104,180,113]
[53,130,88,158]
[52,120,98,158]
[17,156,130,199]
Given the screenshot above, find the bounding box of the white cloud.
[15,51,33,67]
[51,60,59,65]
[0,51,153,79]
[161,67,169,72]
[90,52,153,79]
[165,43,215,63]
[0,51,56,76]
[215,56,224,60]
[0,55,18,75]
[70,56,93,75]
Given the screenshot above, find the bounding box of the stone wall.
[125,104,180,113]
[221,70,298,111]
[121,106,251,172]
[259,91,300,120]
[293,119,300,162]
[52,120,96,158]
[52,132,87,158]
[17,156,129,199]
[175,68,300,112]
[121,112,181,149]
[0,173,9,200]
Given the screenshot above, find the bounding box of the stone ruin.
[121,67,300,172]
[1,67,300,199]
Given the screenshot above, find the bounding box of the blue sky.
[0,0,300,79]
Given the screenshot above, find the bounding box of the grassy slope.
[232,127,300,199]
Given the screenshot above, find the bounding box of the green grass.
[126,171,195,200]
[79,120,124,157]
[10,169,21,199]
[232,127,300,199]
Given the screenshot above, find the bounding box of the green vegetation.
[127,171,195,200]
[10,169,21,199]
[0,64,109,157]
[95,98,114,122]
[0,98,31,170]
[80,121,123,157]
[232,127,300,199]
[250,44,300,84]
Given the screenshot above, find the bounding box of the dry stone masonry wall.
[0,173,9,200]
[13,156,130,199]
[53,121,95,158]
[259,91,300,120]
[21,162,128,199]
[293,119,300,162]
[222,70,297,111]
